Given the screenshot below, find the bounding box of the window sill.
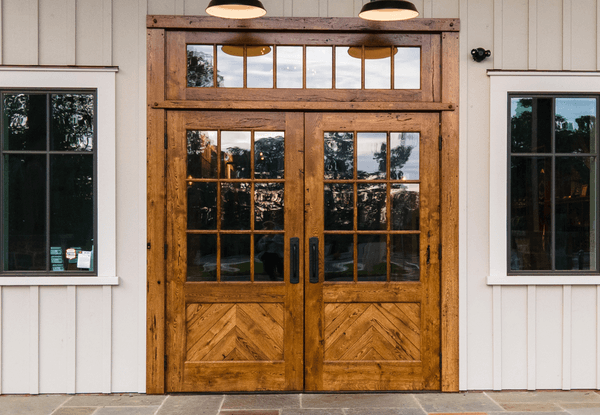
[0,276,119,286]
[487,275,600,285]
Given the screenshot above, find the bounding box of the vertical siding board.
[259,0,283,16]
[501,287,528,389]
[283,0,292,16]
[537,0,562,69]
[527,285,536,390]
[562,285,572,390]
[147,0,176,14]
[597,0,600,69]
[0,286,2,394]
[528,0,537,69]
[502,0,528,69]
[174,0,183,14]
[563,0,572,70]
[29,286,39,395]
[2,288,30,393]
[76,0,108,65]
[294,0,319,17]
[102,286,112,393]
[102,0,112,66]
[432,0,459,18]
[66,0,76,65]
[182,0,207,16]
[0,0,3,65]
[2,0,39,64]
[39,287,69,394]
[571,0,597,70]
[39,0,76,65]
[423,0,433,18]
[598,286,600,389]
[536,286,563,389]
[319,0,328,16]
[493,285,502,390]
[571,287,597,389]
[76,287,103,393]
[493,0,503,68]
[66,286,76,394]
[328,0,354,17]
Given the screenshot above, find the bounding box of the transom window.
[509,94,599,273]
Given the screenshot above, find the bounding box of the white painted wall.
[0,0,599,393]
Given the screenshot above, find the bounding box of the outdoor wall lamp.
[358,0,419,21]
[471,48,491,62]
[206,0,267,19]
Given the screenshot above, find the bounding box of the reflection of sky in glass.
[187,45,214,87]
[277,46,303,88]
[247,47,273,88]
[365,49,391,89]
[336,47,361,89]
[357,133,387,179]
[217,45,243,88]
[307,47,332,89]
[555,98,596,127]
[395,48,420,89]
[390,132,419,180]
[221,131,251,152]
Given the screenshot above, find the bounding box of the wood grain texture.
[182,362,285,391]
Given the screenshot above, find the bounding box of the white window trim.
[0,66,118,286]
[488,70,600,286]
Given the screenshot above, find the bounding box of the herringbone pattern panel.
[186,303,284,362]
[324,302,421,361]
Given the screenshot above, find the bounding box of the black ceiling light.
[206,0,267,19]
[358,0,419,21]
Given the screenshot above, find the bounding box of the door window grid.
[323,130,420,283]
[186,129,285,283]
[187,45,421,90]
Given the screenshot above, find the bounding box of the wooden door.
[165,111,305,392]
[304,112,441,391]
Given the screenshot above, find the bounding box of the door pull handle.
[309,237,319,284]
[290,237,300,284]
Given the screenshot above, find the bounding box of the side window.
[1,91,96,274]
[509,95,598,273]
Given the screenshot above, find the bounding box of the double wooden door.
[165,110,440,392]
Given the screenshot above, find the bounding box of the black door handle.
[309,237,319,284]
[290,237,299,284]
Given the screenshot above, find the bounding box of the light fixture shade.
[359,0,419,21]
[206,0,267,19]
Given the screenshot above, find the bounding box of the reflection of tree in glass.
[511,98,532,152]
[4,94,29,135]
[187,131,217,178]
[51,94,94,151]
[187,49,223,87]
[324,132,353,179]
[255,135,284,179]
[222,146,251,178]
[556,114,595,154]
[392,185,419,230]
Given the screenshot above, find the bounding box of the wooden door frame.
[146,16,460,394]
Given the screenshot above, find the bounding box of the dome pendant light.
[359,0,419,21]
[206,0,267,19]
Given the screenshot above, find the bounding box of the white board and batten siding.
[0,0,599,393]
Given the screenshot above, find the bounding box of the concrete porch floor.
[1,391,600,415]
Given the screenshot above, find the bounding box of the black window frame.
[0,88,98,276]
[507,92,600,275]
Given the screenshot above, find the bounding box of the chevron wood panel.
[324,302,421,361]
[186,303,284,362]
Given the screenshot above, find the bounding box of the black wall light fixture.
[206,0,267,19]
[471,48,491,62]
[359,0,420,21]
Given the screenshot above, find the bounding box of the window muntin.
[509,95,598,273]
[1,91,97,274]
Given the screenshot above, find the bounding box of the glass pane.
[3,94,46,151]
[217,45,243,88]
[221,131,251,179]
[357,184,387,230]
[357,132,387,179]
[221,234,251,281]
[365,47,391,89]
[555,98,597,153]
[390,132,419,180]
[255,131,284,179]
[390,235,420,281]
[276,46,303,88]
[254,233,284,281]
[247,46,273,88]
[511,97,552,153]
[335,47,361,89]
[357,234,387,281]
[188,182,217,230]
[51,94,94,151]
[221,182,251,230]
[392,184,419,230]
[3,155,46,270]
[510,156,552,271]
[306,46,332,89]
[394,47,420,89]
[324,132,354,180]
[50,155,94,271]
[555,157,596,270]
[187,130,218,179]
[187,45,215,87]
[255,183,284,231]
[324,234,354,282]
[187,234,217,281]
[325,183,354,230]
